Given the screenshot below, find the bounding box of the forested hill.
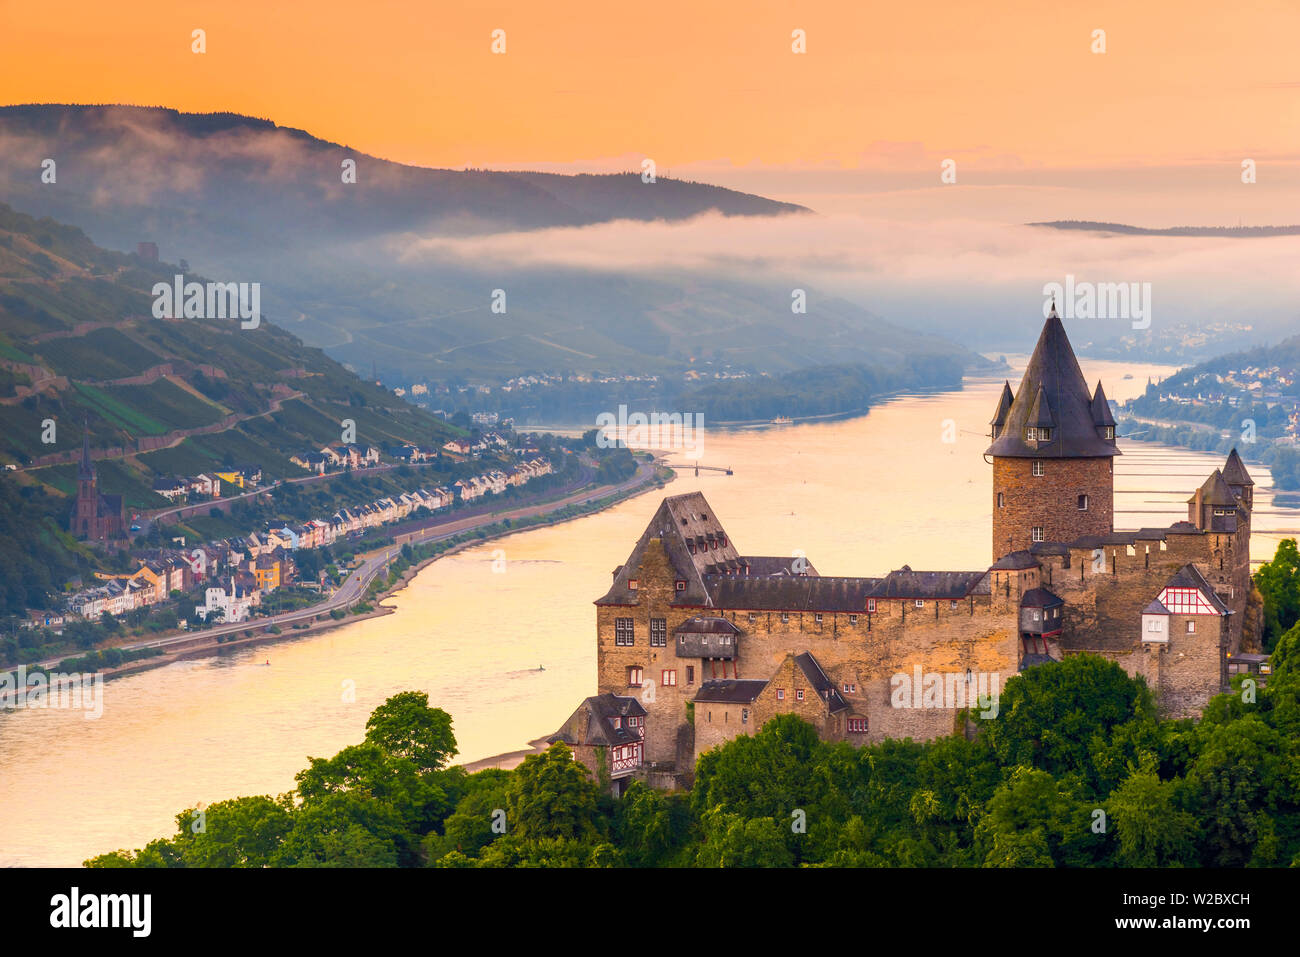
[1118,334,1300,489]
[0,104,988,387]
[0,201,464,607]
[0,105,805,237]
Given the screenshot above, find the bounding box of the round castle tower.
[987,305,1119,560]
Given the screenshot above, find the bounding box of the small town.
[49,430,551,634]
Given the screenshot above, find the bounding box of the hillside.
[0,104,988,390]
[0,201,463,509]
[1117,334,1300,488]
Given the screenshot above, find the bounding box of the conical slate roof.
[985,309,1121,459]
[1090,381,1117,427]
[1026,385,1056,429]
[990,381,1013,427]
[1222,448,1254,487]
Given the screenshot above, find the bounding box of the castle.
[71,431,126,543]
[553,308,1256,792]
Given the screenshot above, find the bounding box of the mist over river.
[4,356,1296,866]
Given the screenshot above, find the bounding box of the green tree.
[505,743,602,842]
[1255,538,1300,649]
[980,654,1154,793]
[1107,767,1196,867]
[695,809,794,868]
[364,690,458,773]
[973,766,1103,867]
[272,791,402,867]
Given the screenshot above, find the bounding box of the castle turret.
[1187,468,1245,532]
[1222,447,1254,512]
[987,306,1119,560]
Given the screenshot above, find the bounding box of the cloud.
[398,210,1300,298]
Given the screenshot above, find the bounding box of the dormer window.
[1103,426,1114,439]
[675,580,686,591]
[628,579,639,590]
[1026,427,1051,442]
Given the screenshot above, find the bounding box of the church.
[559,307,1257,791]
[71,432,126,543]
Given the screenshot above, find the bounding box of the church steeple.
[78,424,95,483]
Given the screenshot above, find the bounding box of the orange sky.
[2,0,1297,172]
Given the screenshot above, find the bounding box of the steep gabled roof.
[1162,564,1231,615]
[1188,469,1239,508]
[1222,448,1254,488]
[595,492,742,606]
[793,652,849,713]
[985,309,1121,459]
[548,693,647,748]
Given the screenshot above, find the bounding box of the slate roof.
[1188,469,1239,508]
[990,550,1041,570]
[985,309,1121,459]
[676,616,741,635]
[694,679,769,704]
[1222,448,1254,488]
[793,652,849,713]
[675,616,741,658]
[1162,564,1231,614]
[596,492,742,607]
[866,566,989,600]
[1143,598,1171,615]
[741,555,820,577]
[990,381,1014,427]
[704,575,882,612]
[1020,587,1064,609]
[548,693,647,748]
[1090,381,1117,427]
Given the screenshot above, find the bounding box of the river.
[3,356,1296,866]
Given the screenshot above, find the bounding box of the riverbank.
[13,460,670,688]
